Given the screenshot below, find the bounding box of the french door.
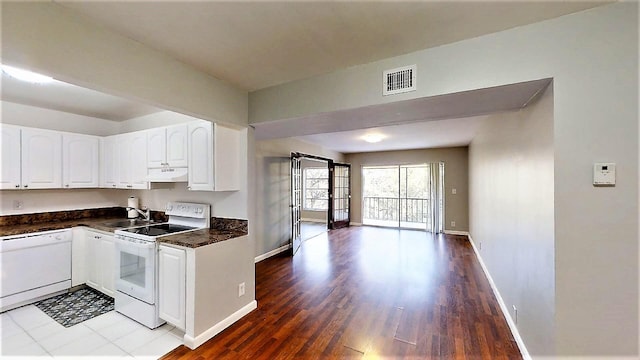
[291,153,352,255]
[290,154,302,255]
[329,162,351,229]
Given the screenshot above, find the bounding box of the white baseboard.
[255,244,291,263]
[467,234,531,360]
[183,300,258,350]
[301,218,327,223]
[443,230,470,236]
[349,222,362,226]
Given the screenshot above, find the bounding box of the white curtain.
[427,162,443,233]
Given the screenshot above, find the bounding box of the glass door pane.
[400,164,430,229]
[362,166,400,227]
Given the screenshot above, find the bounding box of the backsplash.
[0,207,170,226]
[0,207,126,226]
[211,217,248,234]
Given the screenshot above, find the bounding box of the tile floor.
[1,305,183,358]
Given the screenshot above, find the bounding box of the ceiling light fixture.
[362,133,386,143]
[1,65,55,84]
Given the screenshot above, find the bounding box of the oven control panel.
[165,202,210,219]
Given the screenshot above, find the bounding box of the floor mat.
[35,288,114,327]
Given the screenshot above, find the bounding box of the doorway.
[361,163,443,231]
[290,153,351,255]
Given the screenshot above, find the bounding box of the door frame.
[290,152,351,233]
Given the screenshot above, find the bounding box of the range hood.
[146,167,188,182]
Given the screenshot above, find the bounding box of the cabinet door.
[166,125,188,168]
[71,228,87,287]
[187,121,214,191]
[130,131,148,189]
[0,124,21,190]
[147,127,166,168]
[117,134,133,188]
[21,128,62,189]
[100,234,116,298]
[85,232,101,290]
[158,245,186,330]
[63,133,100,188]
[102,136,118,188]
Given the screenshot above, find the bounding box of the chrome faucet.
[126,206,151,221]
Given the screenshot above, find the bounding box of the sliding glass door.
[362,164,443,231]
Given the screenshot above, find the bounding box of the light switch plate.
[593,163,615,186]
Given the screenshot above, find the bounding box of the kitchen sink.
[104,219,156,228]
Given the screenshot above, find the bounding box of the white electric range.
[113,202,210,329]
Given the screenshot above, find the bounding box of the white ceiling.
[0,71,161,121]
[57,1,608,91]
[297,116,488,154]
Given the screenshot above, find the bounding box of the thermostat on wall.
[593,163,616,186]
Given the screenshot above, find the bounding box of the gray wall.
[253,138,343,258]
[249,3,639,356]
[344,147,468,231]
[469,86,555,356]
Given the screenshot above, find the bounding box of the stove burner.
[120,223,195,237]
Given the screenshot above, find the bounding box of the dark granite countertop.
[158,228,247,248]
[0,208,248,248]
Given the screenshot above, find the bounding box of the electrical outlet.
[450,221,456,228]
[452,188,457,194]
[13,200,23,210]
[513,305,518,324]
[238,282,245,297]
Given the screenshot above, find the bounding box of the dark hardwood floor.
[163,226,522,359]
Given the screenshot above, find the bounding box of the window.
[303,167,328,211]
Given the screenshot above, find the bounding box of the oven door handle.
[114,237,156,250]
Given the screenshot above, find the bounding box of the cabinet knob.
[65,184,69,188]
[23,185,28,188]
[14,184,19,188]
[112,184,116,188]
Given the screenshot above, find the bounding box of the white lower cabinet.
[71,228,87,287]
[85,229,116,298]
[158,244,186,330]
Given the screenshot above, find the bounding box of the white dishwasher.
[0,229,72,312]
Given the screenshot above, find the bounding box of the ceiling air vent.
[383,65,416,96]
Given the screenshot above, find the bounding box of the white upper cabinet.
[187,121,214,191]
[147,127,166,168]
[101,136,118,188]
[148,124,188,168]
[21,128,62,189]
[117,134,133,188]
[130,131,148,189]
[117,131,148,190]
[187,120,241,192]
[0,124,22,190]
[166,125,188,168]
[63,133,100,188]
